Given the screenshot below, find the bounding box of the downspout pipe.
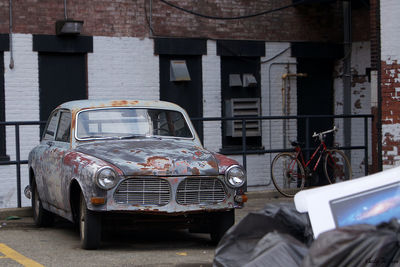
[376,0,382,171]
[64,0,68,20]
[9,0,14,69]
[343,0,352,162]
[281,72,307,149]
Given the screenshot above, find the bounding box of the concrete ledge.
[0,207,32,219]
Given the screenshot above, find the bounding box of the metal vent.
[225,98,261,137]
[176,178,226,205]
[114,178,171,206]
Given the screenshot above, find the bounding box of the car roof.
[57,100,184,112]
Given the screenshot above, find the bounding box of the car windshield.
[76,108,193,140]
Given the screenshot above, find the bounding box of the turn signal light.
[234,194,248,203]
[91,197,105,205]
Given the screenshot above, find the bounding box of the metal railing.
[192,114,373,174]
[0,121,46,207]
[0,114,373,208]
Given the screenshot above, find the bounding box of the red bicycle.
[270,126,352,197]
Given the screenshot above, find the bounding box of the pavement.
[0,190,292,229]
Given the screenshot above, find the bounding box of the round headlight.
[225,165,246,188]
[96,167,118,190]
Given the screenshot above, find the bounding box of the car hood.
[75,138,219,176]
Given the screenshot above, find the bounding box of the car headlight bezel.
[225,165,246,188]
[95,166,118,190]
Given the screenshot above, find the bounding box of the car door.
[43,110,72,211]
[35,110,60,207]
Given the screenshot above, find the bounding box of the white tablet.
[294,166,400,238]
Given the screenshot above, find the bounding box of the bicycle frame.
[295,140,328,174]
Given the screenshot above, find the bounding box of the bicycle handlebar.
[312,126,337,139]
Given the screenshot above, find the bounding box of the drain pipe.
[64,0,68,20]
[9,0,14,69]
[343,0,352,162]
[281,72,307,149]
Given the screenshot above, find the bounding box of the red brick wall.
[0,0,369,42]
[381,60,400,166]
[381,60,400,124]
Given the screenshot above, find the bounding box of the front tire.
[79,194,101,250]
[32,181,54,227]
[271,152,305,197]
[323,149,352,183]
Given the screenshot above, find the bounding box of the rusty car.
[27,100,247,249]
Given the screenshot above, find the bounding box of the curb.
[0,207,32,220]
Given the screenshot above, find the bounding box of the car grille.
[176,177,226,205]
[114,178,171,206]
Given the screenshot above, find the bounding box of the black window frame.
[0,35,9,161]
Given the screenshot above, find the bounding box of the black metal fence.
[0,114,373,207]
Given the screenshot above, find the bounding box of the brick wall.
[1,34,39,208]
[0,0,369,42]
[381,0,400,170]
[88,36,159,100]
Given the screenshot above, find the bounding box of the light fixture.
[243,74,257,87]
[56,20,83,36]
[170,60,191,82]
[229,74,242,87]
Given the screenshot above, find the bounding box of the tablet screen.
[330,181,400,228]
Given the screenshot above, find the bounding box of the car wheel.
[31,182,54,227]
[79,194,101,250]
[210,210,234,244]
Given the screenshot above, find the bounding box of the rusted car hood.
[75,139,219,176]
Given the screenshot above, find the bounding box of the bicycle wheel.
[323,149,352,183]
[271,152,305,197]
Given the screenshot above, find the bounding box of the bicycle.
[270,126,352,197]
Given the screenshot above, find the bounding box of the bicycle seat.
[291,141,304,147]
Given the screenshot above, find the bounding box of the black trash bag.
[213,203,313,267]
[302,219,400,267]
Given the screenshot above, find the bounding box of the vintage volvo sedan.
[27,100,247,249]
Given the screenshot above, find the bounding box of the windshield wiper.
[118,134,148,140]
[82,135,119,140]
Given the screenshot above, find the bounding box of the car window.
[43,111,60,141]
[55,111,71,143]
[76,108,193,140]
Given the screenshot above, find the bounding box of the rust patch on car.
[192,167,200,175]
[139,156,171,170]
[207,160,218,170]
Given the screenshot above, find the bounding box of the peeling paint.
[28,101,245,226]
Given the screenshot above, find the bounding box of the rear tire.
[271,152,305,197]
[32,181,54,227]
[323,149,352,183]
[209,210,234,244]
[79,194,101,250]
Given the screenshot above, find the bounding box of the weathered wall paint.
[381,0,400,169]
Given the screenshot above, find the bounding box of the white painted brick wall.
[248,42,297,190]
[1,34,39,208]
[202,40,222,152]
[333,41,371,178]
[381,0,400,62]
[88,37,159,100]
[0,36,373,207]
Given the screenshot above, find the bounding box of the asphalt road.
[0,191,292,267]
